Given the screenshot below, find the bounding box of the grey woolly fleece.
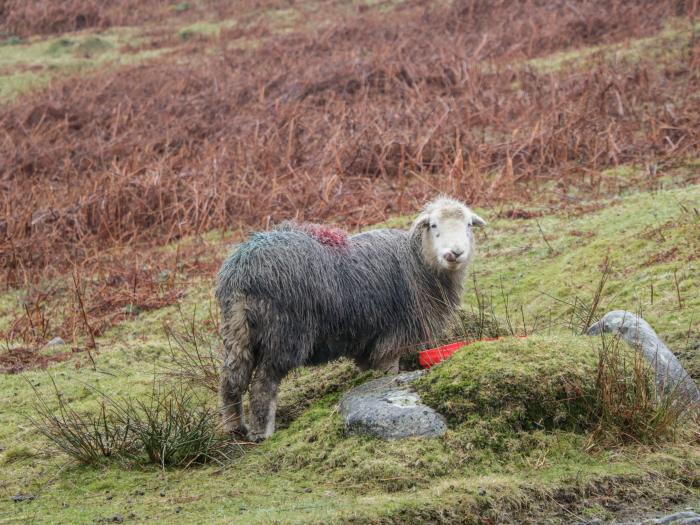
[215,221,469,376]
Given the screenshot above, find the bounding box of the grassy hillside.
[1,0,699,523]
[1,182,698,524]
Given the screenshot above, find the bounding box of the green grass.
[0,0,414,102]
[0,28,167,101]
[468,182,700,370]
[1,181,699,523]
[528,18,699,73]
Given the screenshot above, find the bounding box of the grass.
[29,377,232,468]
[415,336,599,435]
[0,28,167,101]
[1,181,699,523]
[528,18,699,73]
[0,0,414,102]
[3,4,693,103]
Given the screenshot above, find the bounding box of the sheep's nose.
[451,249,464,258]
[443,250,461,262]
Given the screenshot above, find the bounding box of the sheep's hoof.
[246,431,267,443]
[228,424,249,441]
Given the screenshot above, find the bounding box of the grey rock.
[11,493,35,503]
[587,311,700,405]
[644,511,700,524]
[611,510,700,525]
[338,370,447,440]
[46,337,66,347]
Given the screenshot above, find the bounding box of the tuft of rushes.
[588,333,695,448]
[29,378,138,465]
[29,379,233,468]
[116,385,231,469]
[163,305,221,394]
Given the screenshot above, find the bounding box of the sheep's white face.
[414,199,486,272]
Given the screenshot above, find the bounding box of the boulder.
[338,370,447,440]
[587,311,700,405]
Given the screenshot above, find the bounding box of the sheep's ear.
[412,213,431,230]
[470,213,487,227]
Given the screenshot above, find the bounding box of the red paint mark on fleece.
[299,223,349,248]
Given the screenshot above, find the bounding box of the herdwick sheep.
[216,197,486,441]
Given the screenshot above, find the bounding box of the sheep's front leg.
[377,357,400,374]
[247,366,283,442]
[370,336,401,374]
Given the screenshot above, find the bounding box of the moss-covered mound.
[416,336,599,434]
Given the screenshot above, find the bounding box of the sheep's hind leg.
[220,353,254,438]
[219,302,254,438]
[247,365,284,442]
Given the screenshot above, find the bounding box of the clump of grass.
[416,331,693,452]
[29,378,138,465]
[171,2,191,12]
[29,379,233,468]
[116,384,230,468]
[163,305,221,394]
[588,333,693,448]
[441,306,509,344]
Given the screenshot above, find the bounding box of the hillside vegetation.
[0,0,699,523]
[1,182,699,524]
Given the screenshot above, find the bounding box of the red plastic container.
[418,341,468,368]
[419,337,525,368]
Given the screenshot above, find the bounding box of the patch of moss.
[171,2,192,12]
[416,336,598,435]
[177,19,237,40]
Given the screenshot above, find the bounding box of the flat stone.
[46,337,66,347]
[338,370,447,440]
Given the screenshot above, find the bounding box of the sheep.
[215,197,486,441]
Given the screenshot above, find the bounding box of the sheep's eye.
[430,224,437,229]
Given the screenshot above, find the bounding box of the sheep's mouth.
[438,258,466,271]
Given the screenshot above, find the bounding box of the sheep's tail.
[219,295,255,434]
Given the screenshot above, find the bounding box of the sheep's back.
[216,228,419,335]
[217,230,340,310]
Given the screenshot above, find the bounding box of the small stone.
[110,516,123,523]
[47,337,65,347]
[175,507,182,514]
[159,492,166,497]
[11,493,35,503]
